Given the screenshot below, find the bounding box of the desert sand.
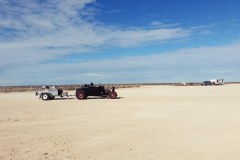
[0,85,240,160]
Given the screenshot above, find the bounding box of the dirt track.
[1,85,240,160]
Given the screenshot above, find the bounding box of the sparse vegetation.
[0,82,236,93]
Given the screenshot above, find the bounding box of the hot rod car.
[76,83,117,100]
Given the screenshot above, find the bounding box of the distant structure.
[202,79,226,86]
[210,79,226,85]
[181,82,186,86]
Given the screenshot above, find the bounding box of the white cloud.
[150,21,180,28]
[108,28,190,47]
[0,0,191,69]
[150,21,164,26]
[1,43,240,85]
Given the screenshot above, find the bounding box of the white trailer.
[35,86,69,100]
[210,79,225,85]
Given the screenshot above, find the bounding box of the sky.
[0,0,240,86]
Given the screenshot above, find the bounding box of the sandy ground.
[0,85,240,160]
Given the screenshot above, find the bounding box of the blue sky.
[0,0,240,86]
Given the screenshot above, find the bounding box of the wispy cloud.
[0,0,191,68]
[150,21,180,28]
[1,43,240,85]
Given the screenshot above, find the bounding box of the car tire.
[109,91,117,99]
[76,91,86,100]
[42,94,49,100]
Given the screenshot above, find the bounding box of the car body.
[76,83,117,100]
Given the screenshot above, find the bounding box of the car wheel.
[76,91,86,100]
[109,91,117,99]
[42,94,49,100]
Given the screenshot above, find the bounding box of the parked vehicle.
[76,83,117,100]
[36,86,69,100]
[202,79,226,86]
[210,79,226,85]
[201,81,212,86]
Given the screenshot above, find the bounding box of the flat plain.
[0,85,240,160]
